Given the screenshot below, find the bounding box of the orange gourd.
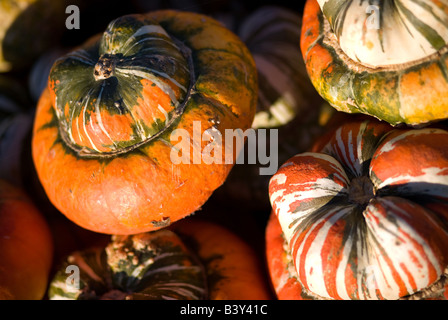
[32,10,257,235]
[0,179,53,299]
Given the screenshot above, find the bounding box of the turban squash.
[300,0,448,126]
[32,10,257,235]
[48,219,272,300]
[0,179,53,300]
[268,119,448,300]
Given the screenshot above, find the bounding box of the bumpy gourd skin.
[301,0,448,126]
[32,10,257,235]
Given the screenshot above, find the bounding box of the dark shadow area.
[2,0,67,72]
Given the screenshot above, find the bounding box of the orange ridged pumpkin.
[32,10,257,235]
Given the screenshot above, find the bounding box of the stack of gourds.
[0,0,275,300]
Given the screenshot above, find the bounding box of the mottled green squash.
[301,0,448,126]
[48,219,272,300]
[48,229,207,300]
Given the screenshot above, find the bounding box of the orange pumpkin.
[32,10,257,235]
[171,218,273,300]
[0,179,53,300]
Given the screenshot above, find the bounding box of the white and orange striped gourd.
[269,119,448,300]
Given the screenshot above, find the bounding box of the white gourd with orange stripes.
[269,119,448,300]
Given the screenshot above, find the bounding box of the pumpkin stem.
[348,176,375,206]
[94,54,117,80]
